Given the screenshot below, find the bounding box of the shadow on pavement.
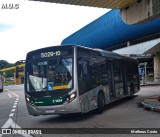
[38,95,138,124]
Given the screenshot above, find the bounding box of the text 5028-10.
[1,3,19,9]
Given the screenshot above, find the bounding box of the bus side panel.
[77,47,112,113]
[65,46,81,112]
[79,85,110,113]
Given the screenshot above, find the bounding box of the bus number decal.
[52,99,63,103]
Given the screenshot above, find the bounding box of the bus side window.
[91,56,102,86]
[78,59,83,80]
[113,60,121,84]
[99,57,108,85]
[78,57,91,94]
[78,59,86,95]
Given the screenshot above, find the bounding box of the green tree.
[0,60,15,77]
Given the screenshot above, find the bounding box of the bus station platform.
[138,82,160,112]
[139,96,160,113]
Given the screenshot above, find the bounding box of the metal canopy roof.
[144,43,160,55]
[31,0,137,9]
[113,38,160,55]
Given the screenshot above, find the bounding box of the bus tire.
[97,92,105,114]
[0,88,3,92]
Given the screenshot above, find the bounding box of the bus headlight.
[70,93,76,99]
[64,91,77,104]
[26,97,30,103]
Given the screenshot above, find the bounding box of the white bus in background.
[0,75,3,92]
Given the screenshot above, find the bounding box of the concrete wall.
[121,0,160,24]
[154,54,160,82]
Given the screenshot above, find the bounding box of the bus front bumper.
[26,99,81,115]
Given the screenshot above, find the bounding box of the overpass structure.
[61,9,160,82]
[31,0,160,24]
[62,10,160,49]
[32,0,136,9]
[0,64,25,84]
[0,64,24,72]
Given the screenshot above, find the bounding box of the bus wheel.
[97,92,105,114]
[0,89,3,92]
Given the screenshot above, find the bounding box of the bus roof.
[26,44,136,61]
[73,45,137,61]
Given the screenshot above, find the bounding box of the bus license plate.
[45,110,55,113]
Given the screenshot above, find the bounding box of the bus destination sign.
[41,51,61,58]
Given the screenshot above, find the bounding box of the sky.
[0,0,108,63]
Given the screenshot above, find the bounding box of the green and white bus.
[24,45,140,116]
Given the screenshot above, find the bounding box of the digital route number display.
[41,51,61,58]
[32,48,72,60]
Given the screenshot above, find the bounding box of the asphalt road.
[0,84,160,137]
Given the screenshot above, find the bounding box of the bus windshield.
[27,57,73,92]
